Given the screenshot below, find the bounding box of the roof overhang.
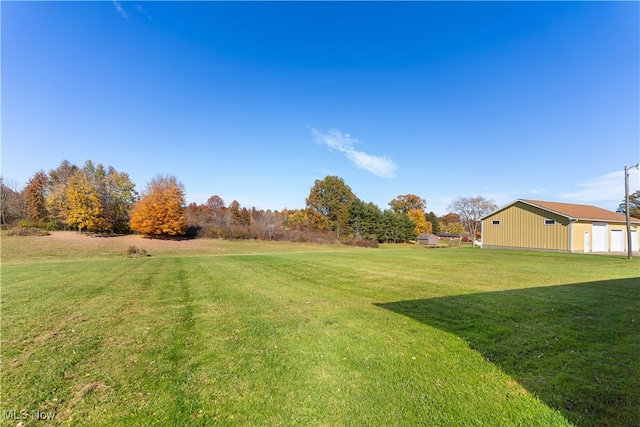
[480,199,640,224]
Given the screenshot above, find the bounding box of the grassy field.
[1,232,639,426]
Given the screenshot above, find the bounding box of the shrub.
[341,237,379,248]
[126,246,148,258]
[41,220,60,231]
[17,219,60,231]
[18,219,40,228]
[198,224,229,239]
[185,225,201,239]
[230,226,249,240]
[7,227,51,237]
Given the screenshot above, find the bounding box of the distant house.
[480,199,640,253]
[437,232,471,241]
[417,234,439,245]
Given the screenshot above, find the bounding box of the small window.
[492,220,500,225]
[544,219,556,225]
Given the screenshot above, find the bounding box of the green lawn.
[2,233,639,426]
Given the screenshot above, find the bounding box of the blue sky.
[2,1,638,215]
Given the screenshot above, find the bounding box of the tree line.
[1,159,520,244]
[3,160,137,233]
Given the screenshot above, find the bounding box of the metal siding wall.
[572,222,592,252]
[482,202,569,250]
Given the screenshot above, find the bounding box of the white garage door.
[610,229,624,252]
[632,230,638,252]
[592,223,607,252]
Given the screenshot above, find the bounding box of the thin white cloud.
[113,1,128,19]
[134,4,152,20]
[560,168,640,204]
[311,128,398,178]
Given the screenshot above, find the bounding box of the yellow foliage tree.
[66,171,109,232]
[129,175,187,236]
[447,222,466,234]
[46,160,79,226]
[408,208,432,235]
[287,210,308,230]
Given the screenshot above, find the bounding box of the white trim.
[569,220,574,253]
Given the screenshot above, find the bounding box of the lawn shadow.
[375,278,640,427]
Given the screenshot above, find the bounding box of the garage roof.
[483,199,640,223]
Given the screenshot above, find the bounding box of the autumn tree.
[65,169,108,232]
[44,160,137,233]
[447,222,466,234]
[425,211,440,234]
[389,194,426,215]
[186,203,204,226]
[440,212,461,229]
[102,167,137,233]
[129,175,187,236]
[305,207,331,231]
[306,176,356,238]
[46,160,79,227]
[229,200,250,226]
[448,196,497,242]
[287,209,309,230]
[408,208,432,235]
[25,171,49,223]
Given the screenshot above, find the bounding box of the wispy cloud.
[560,168,640,204]
[113,1,128,19]
[134,4,152,20]
[311,128,398,178]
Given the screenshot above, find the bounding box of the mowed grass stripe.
[170,254,569,425]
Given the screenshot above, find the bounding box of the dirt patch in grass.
[33,313,89,344]
[48,231,202,251]
[57,381,113,422]
[2,230,349,264]
[2,231,222,262]
[71,381,112,406]
[10,313,90,368]
[33,329,59,344]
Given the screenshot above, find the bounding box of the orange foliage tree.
[25,171,49,223]
[129,175,187,236]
